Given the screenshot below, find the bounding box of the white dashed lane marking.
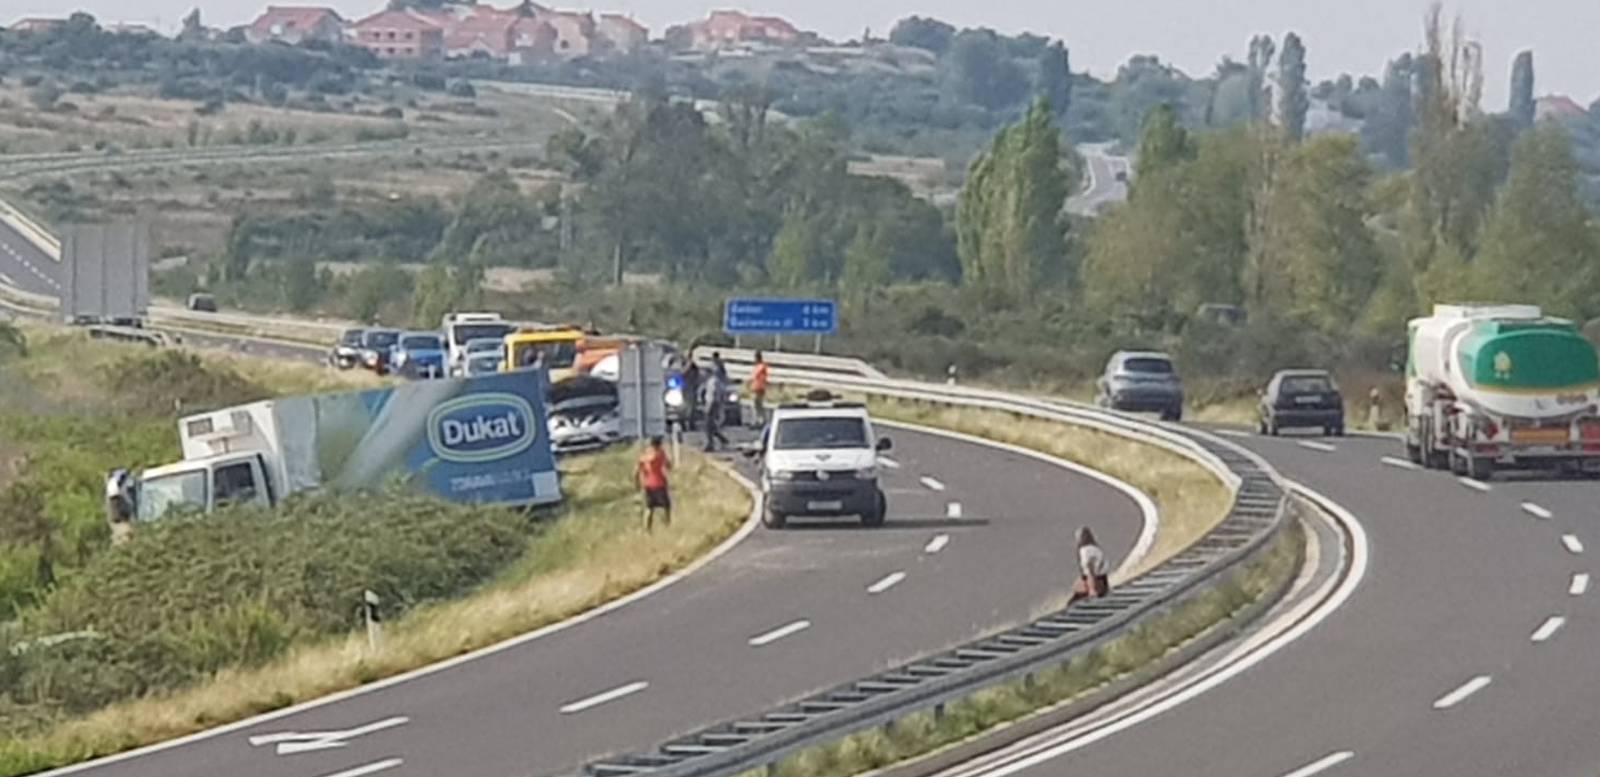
[946,502,963,519]
[919,476,946,492]
[1457,477,1492,492]
[1279,751,1355,777]
[559,681,649,714]
[1563,535,1585,555]
[1381,456,1422,471]
[1297,440,1337,453]
[317,759,404,777]
[748,619,811,647]
[1432,675,1492,710]
[924,534,950,554]
[867,572,906,595]
[1531,616,1566,643]
[879,456,901,469]
[1521,502,1553,520]
[1571,573,1589,596]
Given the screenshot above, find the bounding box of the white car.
[752,397,892,529]
[442,313,514,376]
[546,377,623,454]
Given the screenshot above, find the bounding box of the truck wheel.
[1162,406,1183,422]
[1405,442,1423,464]
[1449,449,1468,476]
[861,490,887,528]
[1466,455,1495,481]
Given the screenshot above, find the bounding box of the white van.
[752,398,892,529]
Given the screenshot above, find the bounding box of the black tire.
[1466,455,1495,481]
[1406,441,1423,464]
[1162,406,1183,422]
[1268,422,1280,437]
[761,498,787,529]
[1257,418,1269,435]
[1449,448,1467,476]
[861,489,887,527]
[1333,425,1346,437]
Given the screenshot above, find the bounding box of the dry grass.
[866,399,1233,577]
[0,448,751,774]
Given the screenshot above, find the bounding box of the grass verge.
[745,521,1304,777]
[0,448,751,777]
[864,398,1233,577]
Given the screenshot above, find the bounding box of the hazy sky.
[3,0,1596,107]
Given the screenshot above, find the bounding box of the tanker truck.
[1404,304,1600,479]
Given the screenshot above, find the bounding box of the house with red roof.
[597,14,648,54]
[245,6,344,45]
[417,3,520,59]
[666,9,800,51]
[350,9,444,61]
[1535,95,1587,123]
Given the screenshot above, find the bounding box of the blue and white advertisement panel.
[275,371,561,507]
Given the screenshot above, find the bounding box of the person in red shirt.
[635,436,672,531]
[750,351,771,425]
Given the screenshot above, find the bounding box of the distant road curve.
[1066,142,1131,217]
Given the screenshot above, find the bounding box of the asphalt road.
[49,425,1147,777]
[0,217,60,297]
[1065,143,1131,217]
[959,429,1600,777]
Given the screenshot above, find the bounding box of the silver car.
[1095,351,1185,421]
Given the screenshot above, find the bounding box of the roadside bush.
[99,350,267,417]
[2,489,528,734]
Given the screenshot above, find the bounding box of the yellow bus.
[502,328,585,383]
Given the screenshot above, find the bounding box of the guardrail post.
[933,702,946,721]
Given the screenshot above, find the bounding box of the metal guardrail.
[562,371,1287,777]
[689,345,886,380]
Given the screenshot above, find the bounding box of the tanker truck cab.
[1405,304,1600,479]
[754,397,892,529]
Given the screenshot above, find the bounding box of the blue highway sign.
[723,298,838,335]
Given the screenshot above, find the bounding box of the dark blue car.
[391,332,448,379]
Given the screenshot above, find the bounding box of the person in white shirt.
[1074,526,1110,601]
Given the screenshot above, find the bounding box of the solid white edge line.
[947,501,963,519]
[1571,573,1590,596]
[1457,477,1492,492]
[919,475,947,492]
[1563,534,1585,554]
[560,680,650,714]
[1520,502,1552,520]
[1531,615,1566,643]
[1433,675,1492,710]
[876,419,1160,581]
[867,571,907,595]
[958,480,1368,777]
[1297,441,1337,453]
[924,534,951,554]
[748,619,811,647]
[1380,456,1421,471]
[1281,751,1355,777]
[29,461,766,777]
[316,759,404,777]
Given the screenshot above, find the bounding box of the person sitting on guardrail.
[1071,526,1110,602]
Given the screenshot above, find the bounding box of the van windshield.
[136,471,207,522]
[453,323,514,346]
[774,417,870,450]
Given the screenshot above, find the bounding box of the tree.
[280,255,319,312]
[888,16,956,54]
[1361,54,1416,168]
[1508,50,1535,130]
[1135,103,1195,177]
[1246,35,1276,123]
[841,219,891,306]
[178,7,204,41]
[767,206,825,287]
[945,29,1029,111]
[1250,134,1382,329]
[956,100,1071,297]
[1277,33,1309,141]
[1035,41,1072,120]
[412,262,484,327]
[1473,126,1600,318]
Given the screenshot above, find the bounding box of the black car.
[1258,370,1345,436]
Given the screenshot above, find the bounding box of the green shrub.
[2,489,528,737]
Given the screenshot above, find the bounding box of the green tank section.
[1456,319,1600,393]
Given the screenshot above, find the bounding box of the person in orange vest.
[635,436,672,531]
[751,351,771,425]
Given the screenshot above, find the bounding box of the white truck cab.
[443,312,514,377]
[753,397,892,529]
[132,404,291,522]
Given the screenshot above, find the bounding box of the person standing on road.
[683,360,702,431]
[635,436,672,531]
[751,351,771,425]
[1072,526,1110,602]
[702,358,730,452]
